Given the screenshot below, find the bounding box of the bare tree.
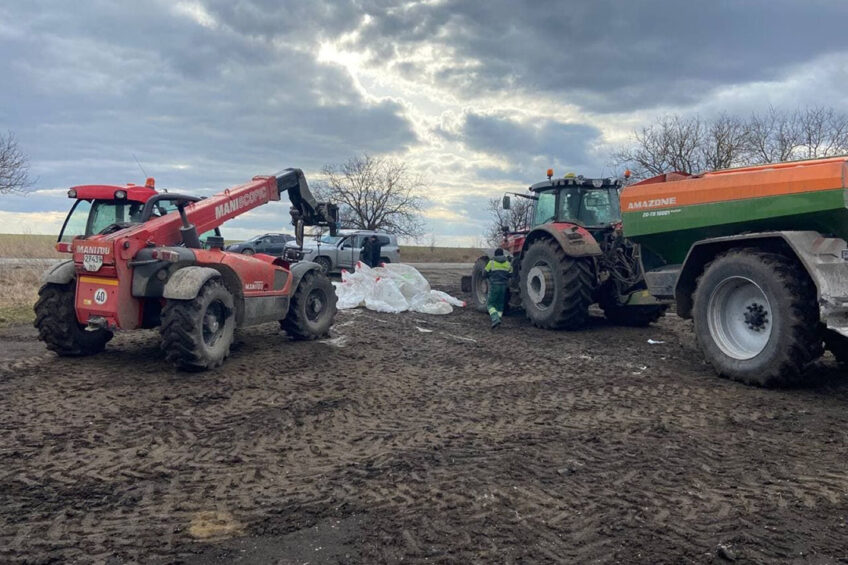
[0,132,32,194]
[484,195,533,247]
[317,154,425,238]
[614,107,848,178]
[612,115,705,179]
[701,113,750,170]
[746,106,800,164]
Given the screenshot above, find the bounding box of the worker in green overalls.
[483,248,513,328]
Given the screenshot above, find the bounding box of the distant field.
[0,234,483,263]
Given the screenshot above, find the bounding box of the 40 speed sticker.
[93,288,108,305]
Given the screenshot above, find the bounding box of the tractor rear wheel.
[693,249,821,386]
[281,270,337,340]
[519,239,595,330]
[34,281,113,356]
[160,278,235,371]
[824,330,848,365]
[470,257,489,313]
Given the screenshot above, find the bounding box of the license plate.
[83,254,104,272]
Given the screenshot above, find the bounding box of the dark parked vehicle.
[226,233,294,256]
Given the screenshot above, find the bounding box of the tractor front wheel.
[34,281,113,356]
[470,257,489,313]
[693,249,821,386]
[159,278,235,371]
[281,270,337,340]
[519,239,595,330]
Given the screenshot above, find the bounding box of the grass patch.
[0,234,60,259]
[399,246,484,263]
[0,265,41,327]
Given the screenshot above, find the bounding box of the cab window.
[532,190,556,227]
[58,199,92,242]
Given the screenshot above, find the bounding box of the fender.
[523,223,602,258]
[42,259,75,285]
[290,260,322,291]
[162,266,221,300]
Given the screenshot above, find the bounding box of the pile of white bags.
[333,263,465,315]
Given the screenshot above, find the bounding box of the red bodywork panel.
[506,222,595,257]
[70,175,288,330]
[71,184,158,202]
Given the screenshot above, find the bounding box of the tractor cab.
[524,172,622,229]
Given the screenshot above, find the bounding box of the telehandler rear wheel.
[34,281,113,356]
[519,239,595,330]
[160,278,235,371]
[693,249,821,386]
[281,270,337,340]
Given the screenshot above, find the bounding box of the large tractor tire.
[159,278,235,371]
[692,249,821,386]
[469,257,489,313]
[281,270,337,340]
[824,330,848,366]
[602,303,668,327]
[519,239,595,330]
[34,281,113,356]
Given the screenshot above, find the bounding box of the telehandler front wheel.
[281,270,337,340]
[160,278,235,371]
[693,249,821,386]
[34,281,113,356]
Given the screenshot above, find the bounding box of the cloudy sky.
[2,0,848,244]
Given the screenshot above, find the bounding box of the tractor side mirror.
[501,225,510,234]
[502,195,511,210]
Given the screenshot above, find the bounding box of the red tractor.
[35,169,339,370]
[467,171,667,328]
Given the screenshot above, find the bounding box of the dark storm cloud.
[441,112,603,180]
[0,0,416,192]
[350,0,848,112]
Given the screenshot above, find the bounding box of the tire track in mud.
[1,273,848,562]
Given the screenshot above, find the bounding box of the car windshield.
[319,234,342,244]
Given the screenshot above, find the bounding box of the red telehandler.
[35,168,340,370]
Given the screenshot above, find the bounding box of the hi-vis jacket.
[483,257,513,285]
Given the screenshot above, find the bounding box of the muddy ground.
[1,266,847,564]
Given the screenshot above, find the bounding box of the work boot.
[491,315,501,329]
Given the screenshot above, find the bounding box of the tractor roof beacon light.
[547,168,554,180]
[145,177,155,189]
[624,169,632,180]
